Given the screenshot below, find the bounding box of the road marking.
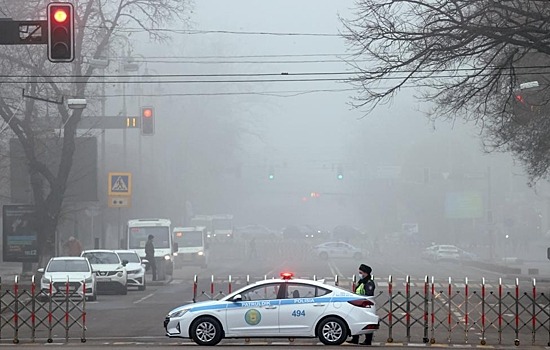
[133,293,154,304]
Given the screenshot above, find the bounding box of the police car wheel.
[317,317,347,345]
[190,316,223,346]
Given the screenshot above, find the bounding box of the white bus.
[127,218,175,280]
[172,226,208,269]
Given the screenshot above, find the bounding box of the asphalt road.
[2,239,550,347]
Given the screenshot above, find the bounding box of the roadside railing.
[0,276,87,344]
[191,274,550,347]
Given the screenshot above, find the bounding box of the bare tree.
[0,0,191,264]
[342,0,550,182]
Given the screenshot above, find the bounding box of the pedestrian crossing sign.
[108,172,132,196]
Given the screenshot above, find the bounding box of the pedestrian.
[347,263,376,345]
[145,234,157,281]
[64,236,83,256]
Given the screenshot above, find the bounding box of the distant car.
[421,245,460,262]
[164,272,379,346]
[456,247,479,261]
[332,225,364,241]
[38,257,97,301]
[114,250,147,291]
[282,225,324,240]
[312,242,364,260]
[81,250,128,295]
[235,225,280,240]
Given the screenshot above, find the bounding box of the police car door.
[279,283,331,335]
[225,282,282,336]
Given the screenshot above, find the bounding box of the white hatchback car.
[38,257,97,301]
[312,241,364,260]
[81,250,128,295]
[114,250,147,291]
[165,273,379,346]
[421,245,460,262]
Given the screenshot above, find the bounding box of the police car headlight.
[173,252,178,257]
[168,309,189,318]
[116,272,123,277]
[41,276,51,285]
[164,254,171,261]
[197,251,204,256]
[84,276,93,284]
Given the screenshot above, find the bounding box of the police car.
[164,272,379,346]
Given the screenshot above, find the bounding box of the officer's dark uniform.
[348,264,376,345]
[145,234,157,281]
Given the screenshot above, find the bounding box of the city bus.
[126,218,175,280]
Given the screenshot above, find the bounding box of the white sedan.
[38,256,97,301]
[164,272,379,346]
[312,242,364,260]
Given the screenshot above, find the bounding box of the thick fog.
[72,0,547,255]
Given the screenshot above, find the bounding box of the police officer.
[347,264,376,345]
[145,234,157,281]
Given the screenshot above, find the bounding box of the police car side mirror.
[37,268,45,273]
[547,247,550,260]
[122,260,128,266]
[173,243,179,252]
[231,294,243,302]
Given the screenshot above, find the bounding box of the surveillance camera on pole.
[67,98,87,109]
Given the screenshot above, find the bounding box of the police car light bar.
[280,272,294,280]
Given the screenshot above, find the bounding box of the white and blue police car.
[164,272,379,345]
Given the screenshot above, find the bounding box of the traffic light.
[47,2,74,62]
[141,107,155,135]
[337,165,344,180]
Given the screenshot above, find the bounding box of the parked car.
[164,272,379,346]
[312,241,364,260]
[38,256,97,301]
[114,250,147,291]
[235,225,280,240]
[81,250,128,295]
[456,247,479,261]
[421,245,460,262]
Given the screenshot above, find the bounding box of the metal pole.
[100,67,106,249]
[388,275,393,343]
[117,207,121,248]
[464,277,469,343]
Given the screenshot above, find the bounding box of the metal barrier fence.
[0,275,87,344]
[191,274,550,347]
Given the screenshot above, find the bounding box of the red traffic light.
[141,106,155,135]
[142,108,153,118]
[53,9,68,23]
[47,2,74,62]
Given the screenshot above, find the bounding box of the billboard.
[10,137,97,202]
[2,205,39,262]
[445,191,484,219]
